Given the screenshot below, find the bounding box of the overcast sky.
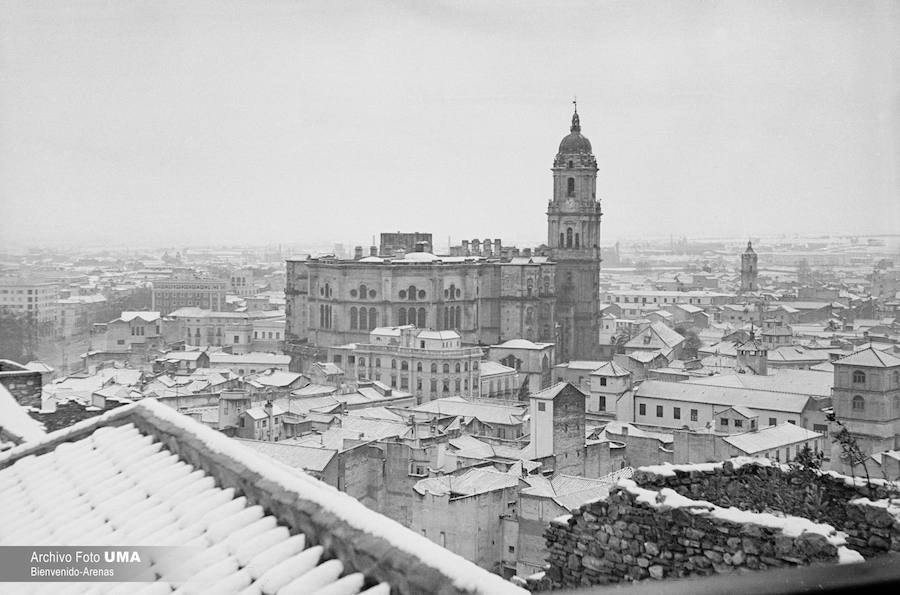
[1,0,898,251]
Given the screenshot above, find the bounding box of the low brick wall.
[633,459,900,557]
[541,479,856,589]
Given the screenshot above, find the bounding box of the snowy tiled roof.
[120,311,161,323]
[834,346,900,368]
[413,467,519,498]
[479,361,516,377]
[723,423,822,455]
[635,380,810,413]
[413,396,526,425]
[0,400,525,595]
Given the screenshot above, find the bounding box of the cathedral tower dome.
[557,110,593,155]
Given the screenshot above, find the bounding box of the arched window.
[455,363,461,373]
[527,279,533,298]
[559,233,564,247]
[408,285,417,301]
[401,361,408,371]
[575,233,580,248]
[359,284,367,300]
[852,370,866,384]
[567,177,575,197]
[430,363,437,374]
[566,228,573,248]
[391,359,397,369]
[350,307,358,330]
[442,380,450,393]
[398,308,407,325]
[359,307,368,330]
[375,358,381,368]
[473,361,479,371]
[407,307,416,327]
[416,362,423,373]
[319,305,324,327]
[359,357,365,367]
[417,307,426,327]
[442,363,450,374]
[852,395,865,411]
[455,379,461,393]
[369,308,377,329]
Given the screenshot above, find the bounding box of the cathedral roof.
[557,110,593,155]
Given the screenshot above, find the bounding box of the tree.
[0,309,36,362]
[826,410,873,494]
[674,326,702,359]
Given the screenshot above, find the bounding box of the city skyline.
[1,1,898,249]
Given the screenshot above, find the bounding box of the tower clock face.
[565,197,576,209]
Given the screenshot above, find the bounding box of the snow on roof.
[835,346,900,368]
[413,467,519,498]
[686,370,833,398]
[595,421,673,444]
[235,439,337,472]
[590,361,631,377]
[417,330,460,340]
[479,361,516,377]
[0,383,45,443]
[413,397,526,425]
[210,352,291,365]
[397,252,440,263]
[531,382,583,401]
[1,399,524,594]
[244,404,288,420]
[628,350,665,363]
[0,420,392,593]
[358,256,385,263]
[311,362,344,375]
[250,370,304,387]
[24,361,54,374]
[635,380,810,413]
[291,384,337,398]
[558,360,606,371]
[625,322,685,351]
[161,350,205,361]
[521,468,635,510]
[119,311,161,323]
[723,423,822,455]
[492,339,552,350]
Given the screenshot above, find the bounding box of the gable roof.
[723,423,822,455]
[834,346,900,368]
[635,380,811,414]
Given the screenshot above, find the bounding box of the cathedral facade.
[285,109,602,361]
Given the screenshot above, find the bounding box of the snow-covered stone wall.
[538,479,860,589]
[633,459,900,557]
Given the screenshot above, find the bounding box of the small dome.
[557,110,592,155]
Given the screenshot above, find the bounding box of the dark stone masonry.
[634,459,900,558]
[534,458,900,590]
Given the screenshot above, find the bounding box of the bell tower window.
[567,178,575,197]
[566,228,573,248]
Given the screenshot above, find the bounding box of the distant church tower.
[548,105,602,361]
[740,241,758,293]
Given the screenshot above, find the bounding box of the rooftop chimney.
[354,246,363,260]
[369,246,377,256]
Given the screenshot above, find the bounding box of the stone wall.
[633,459,900,557]
[540,479,857,589]
[0,360,42,408]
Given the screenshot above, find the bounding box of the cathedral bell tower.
[548,105,602,361]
